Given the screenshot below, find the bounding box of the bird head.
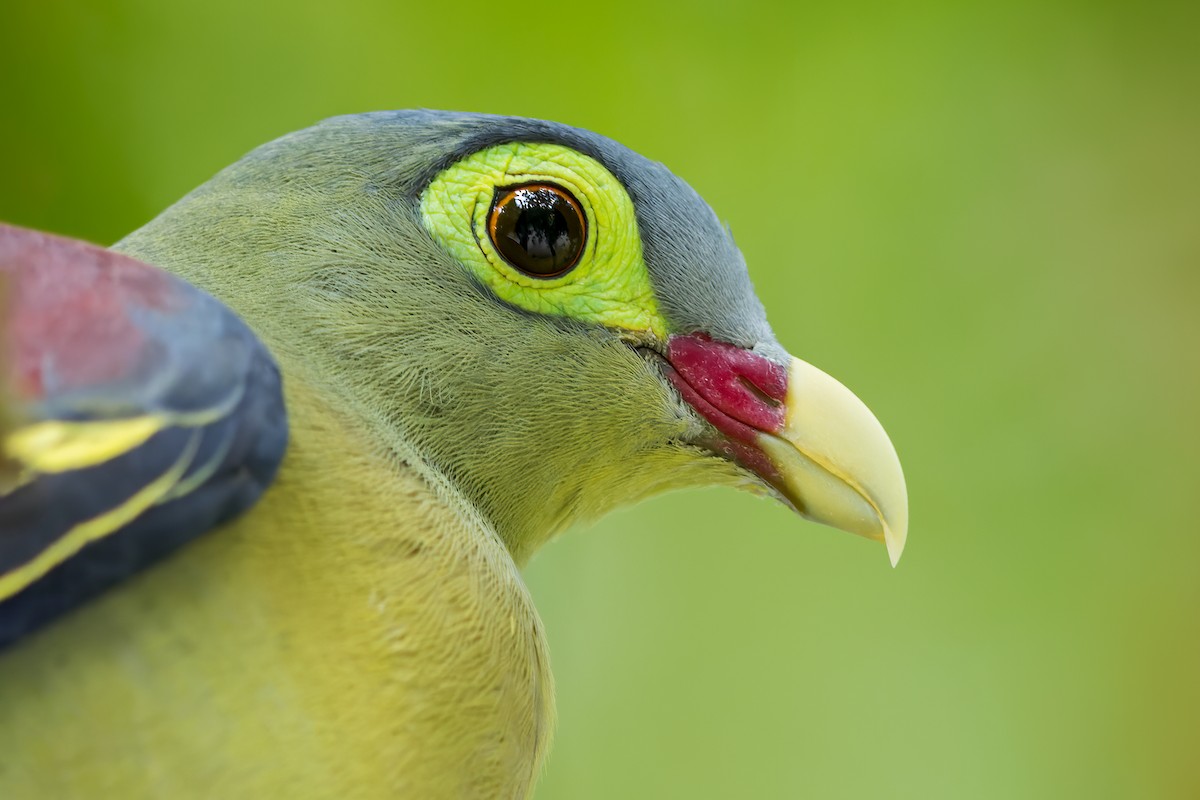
[119,111,907,566]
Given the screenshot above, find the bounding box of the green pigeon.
[0,111,908,798]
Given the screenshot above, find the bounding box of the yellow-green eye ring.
[487,183,587,278]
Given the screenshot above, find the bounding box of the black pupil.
[491,186,584,276]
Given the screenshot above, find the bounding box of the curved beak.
[666,334,908,565]
[756,357,908,566]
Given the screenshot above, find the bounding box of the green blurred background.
[2,1,1196,797]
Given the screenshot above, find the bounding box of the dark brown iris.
[487,183,586,277]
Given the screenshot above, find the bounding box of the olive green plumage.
[0,111,907,798]
[115,113,756,562]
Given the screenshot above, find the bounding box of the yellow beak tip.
[884,524,906,568]
[757,355,909,568]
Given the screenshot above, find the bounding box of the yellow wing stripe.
[0,431,201,601]
[2,383,241,477]
[4,417,167,474]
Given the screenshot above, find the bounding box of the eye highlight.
[488,184,587,278]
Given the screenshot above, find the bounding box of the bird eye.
[487,183,587,278]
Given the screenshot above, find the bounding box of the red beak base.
[664,333,789,487]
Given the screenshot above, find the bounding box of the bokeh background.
[2,1,1196,797]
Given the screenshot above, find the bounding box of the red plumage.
[0,225,180,402]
